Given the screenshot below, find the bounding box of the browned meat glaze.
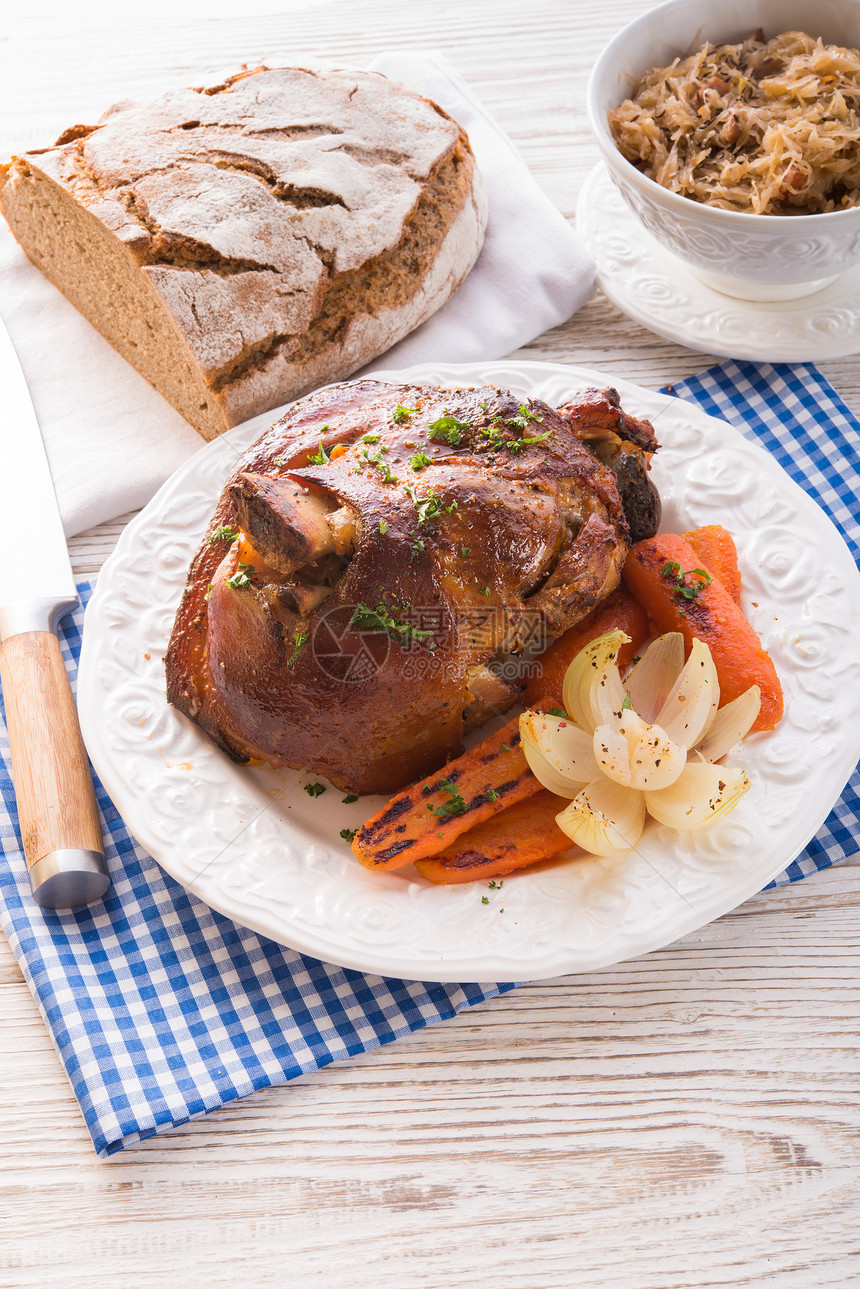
[165,378,660,794]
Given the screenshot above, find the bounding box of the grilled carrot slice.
[523,587,650,707]
[622,533,783,731]
[683,525,742,604]
[352,703,557,870]
[414,790,573,884]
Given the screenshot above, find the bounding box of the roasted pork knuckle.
[165,378,660,793]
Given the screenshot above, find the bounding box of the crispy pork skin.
[165,379,660,794]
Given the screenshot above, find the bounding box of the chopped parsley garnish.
[503,429,554,453]
[225,562,254,589]
[392,404,418,423]
[547,707,567,718]
[621,692,633,711]
[480,407,552,453]
[361,445,396,483]
[481,895,490,904]
[304,782,326,798]
[494,404,544,430]
[660,561,713,602]
[444,501,459,513]
[308,440,330,465]
[482,425,554,453]
[339,827,358,842]
[409,450,432,471]
[431,777,467,818]
[486,788,499,802]
[361,431,381,443]
[349,600,435,646]
[488,879,504,889]
[500,742,512,752]
[342,794,358,805]
[379,519,388,535]
[479,585,491,597]
[461,546,471,557]
[404,485,443,525]
[209,524,239,544]
[287,629,308,667]
[412,536,425,554]
[428,413,470,445]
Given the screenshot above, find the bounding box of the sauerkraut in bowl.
[609,29,860,216]
[588,0,860,301]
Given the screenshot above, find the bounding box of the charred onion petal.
[562,629,629,733]
[624,632,686,723]
[519,711,597,798]
[696,686,762,761]
[555,778,646,856]
[594,714,686,791]
[654,637,720,749]
[644,760,750,829]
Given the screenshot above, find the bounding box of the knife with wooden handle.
[0,316,109,908]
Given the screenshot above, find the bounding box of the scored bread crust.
[0,65,487,441]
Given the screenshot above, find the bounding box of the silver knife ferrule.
[0,596,79,644]
[28,849,110,909]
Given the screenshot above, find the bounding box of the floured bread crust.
[0,66,487,440]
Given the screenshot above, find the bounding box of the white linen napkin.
[0,51,595,537]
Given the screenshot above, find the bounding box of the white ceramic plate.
[576,164,860,362]
[78,360,860,983]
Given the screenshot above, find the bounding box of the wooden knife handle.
[0,630,106,903]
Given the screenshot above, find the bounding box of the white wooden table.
[2,4,859,1286]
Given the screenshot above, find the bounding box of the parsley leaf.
[660,561,713,602]
[361,445,397,483]
[342,794,358,805]
[304,783,326,798]
[339,827,358,842]
[225,562,254,589]
[349,600,435,646]
[404,485,444,525]
[428,413,470,445]
[209,524,239,544]
[379,519,388,535]
[431,777,466,818]
[287,629,308,667]
[392,404,418,423]
[308,440,330,465]
[409,450,432,471]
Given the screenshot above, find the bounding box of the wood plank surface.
[1,2,858,1287]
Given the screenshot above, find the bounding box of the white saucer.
[576,163,860,362]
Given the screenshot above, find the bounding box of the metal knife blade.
[0,317,78,638]
[0,314,108,908]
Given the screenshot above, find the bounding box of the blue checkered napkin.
[664,360,860,888]
[0,614,516,1157]
[0,360,856,1160]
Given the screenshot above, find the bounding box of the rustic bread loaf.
[0,65,487,440]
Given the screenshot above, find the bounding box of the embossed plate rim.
[576,163,860,362]
[78,359,860,982]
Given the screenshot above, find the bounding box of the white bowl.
[587,0,860,301]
